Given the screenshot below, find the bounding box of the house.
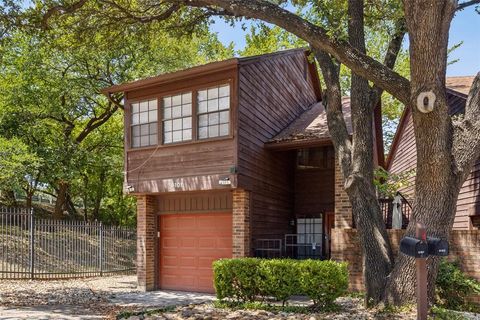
[387,76,480,230]
[103,49,385,293]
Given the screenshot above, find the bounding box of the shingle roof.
[445,76,475,95]
[267,76,476,146]
[267,97,352,145]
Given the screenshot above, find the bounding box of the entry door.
[158,212,232,293]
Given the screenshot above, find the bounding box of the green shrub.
[298,259,349,307]
[213,258,262,302]
[258,259,301,305]
[435,259,480,312]
[213,258,349,308]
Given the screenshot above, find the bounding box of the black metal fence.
[0,207,136,279]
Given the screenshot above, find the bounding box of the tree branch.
[370,19,406,105]
[75,102,119,143]
[174,0,411,104]
[453,72,480,181]
[100,1,180,23]
[457,0,480,10]
[42,0,89,28]
[314,49,352,177]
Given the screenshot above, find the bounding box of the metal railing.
[0,207,136,279]
[379,192,412,229]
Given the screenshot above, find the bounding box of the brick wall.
[331,229,480,301]
[232,189,251,257]
[136,195,157,291]
[334,158,353,228]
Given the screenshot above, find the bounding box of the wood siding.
[295,147,335,217]
[236,51,320,240]
[388,92,480,229]
[124,68,238,194]
[157,191,232,214]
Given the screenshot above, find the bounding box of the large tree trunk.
[385,0,458,305]
[53,181,68,219]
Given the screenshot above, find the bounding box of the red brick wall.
[136,195,157,291]
[331,229,480,301]
[233,189,251,257]
[334,159,353,228]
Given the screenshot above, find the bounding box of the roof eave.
[101,59,239,94]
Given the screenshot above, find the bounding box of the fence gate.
[0,207,136,279]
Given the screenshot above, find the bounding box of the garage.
[159,212,232,293]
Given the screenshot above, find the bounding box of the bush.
[435,259,480,312]
[298,259,349,307]
[213,258,348,308]
[258,259,301,305]
[213,258,262,302]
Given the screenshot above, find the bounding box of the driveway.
[0,275,214,319]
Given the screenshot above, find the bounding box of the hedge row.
[213,258,348,307]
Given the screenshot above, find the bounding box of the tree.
[0,10,234,222]
[4,0,480,306]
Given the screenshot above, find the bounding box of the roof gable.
[102,48,321,100]
[386,77,472,169]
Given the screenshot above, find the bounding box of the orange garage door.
[159,212,232,293]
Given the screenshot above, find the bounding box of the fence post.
[29,208,35,280]
[99,222,104,276]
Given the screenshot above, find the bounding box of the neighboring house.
[387,76,480,230]
[103,49,382,293]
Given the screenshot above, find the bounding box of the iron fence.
[0,207,136,279]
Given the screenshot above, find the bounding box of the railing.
[254,239,283,258]
[0,207,136,279]
[379,192,412,229]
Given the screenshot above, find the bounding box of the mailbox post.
[399,223,449,320]
[415,223,428,320]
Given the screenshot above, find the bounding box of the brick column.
[136,195,157,291]
[232,189,251,258]
[334,158,353,229]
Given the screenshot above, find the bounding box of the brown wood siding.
[295,148,335,217]
[236,51,320,240]
[388,92,480,229]
[158,191,232,214]
[127,139,236,193]
[124,69,238,194]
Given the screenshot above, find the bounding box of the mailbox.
[427,237,449,256]
[400,236,428,258]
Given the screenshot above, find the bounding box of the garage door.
[159,212,232,293]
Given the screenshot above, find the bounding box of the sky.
[210,5,480,76]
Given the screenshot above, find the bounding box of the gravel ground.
[0,275,138,307]
[1,276,479,320]
[120,298,417,320]
[0,275,138,319]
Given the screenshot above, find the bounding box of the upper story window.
[131,99,158,148]
[129,83,231,149]
[197,84,230,139]
[162,92,192,144]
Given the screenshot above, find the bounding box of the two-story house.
[102,49,384,293]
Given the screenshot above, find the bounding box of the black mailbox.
[427,237,449,256]
[400,236,429,258]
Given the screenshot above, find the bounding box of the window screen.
[162,92,192,144]
[131,99,158,148]
[197,84,230,139]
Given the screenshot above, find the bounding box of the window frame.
[130,98,159,149]
[196,83,231,140]
[126,79,234,151]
